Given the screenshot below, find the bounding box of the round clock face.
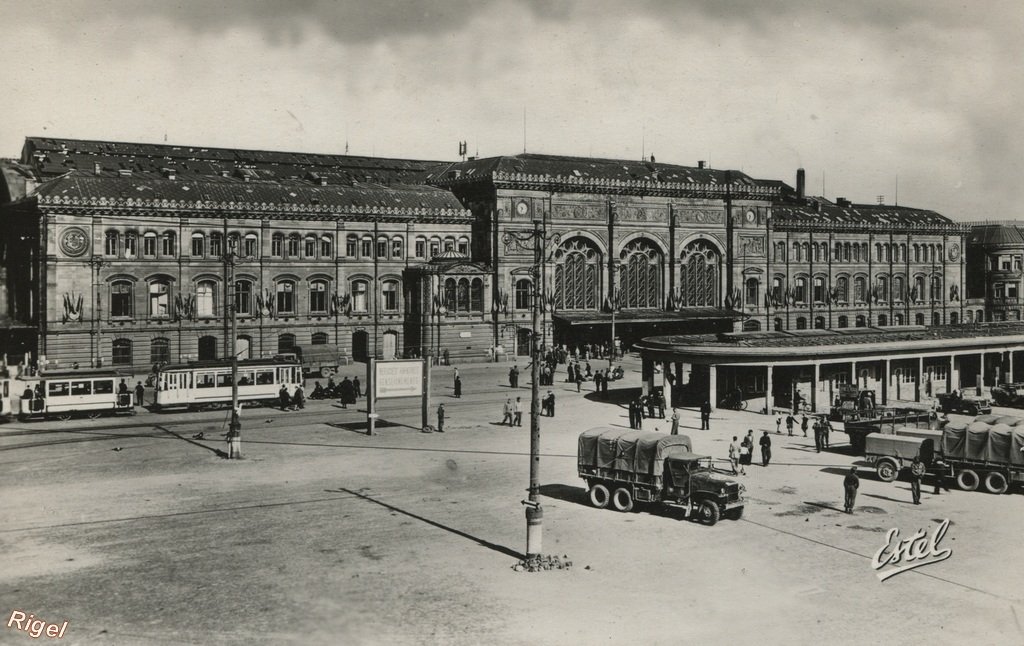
[949,244,961,261]
[516,201,529,216]
[745,210,757,224]
[60,227,89,257]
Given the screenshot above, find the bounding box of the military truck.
[936,391,991,416]
[577,428,745,525]
[990,383,1024,408]
[840,409,940,454]
[864,429,940,482]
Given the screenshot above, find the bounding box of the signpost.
[366,358,429,435]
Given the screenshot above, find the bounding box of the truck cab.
[937,391,991,416]
[664,453,746,524]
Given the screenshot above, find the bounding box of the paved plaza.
[2,357,1023,645]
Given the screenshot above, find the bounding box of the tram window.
[71,381,93,396]
[197,373,216,389]
[48,382,70,397]
[256,370,274,385]
[94,380,114,394]
[238,371,254,386]
[217,373,233,387]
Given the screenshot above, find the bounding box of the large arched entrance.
[678,240,721,307]
[618,238,663,308]
[553,237,602,311]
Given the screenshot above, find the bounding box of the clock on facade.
[516,201,530,217]
[60,227,89,257]
[745,210,757,224]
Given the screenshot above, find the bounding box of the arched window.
[227,232,239,253]
[930,276,942,301]
[443,278,456,311]
[278,333,296,354]
[745,277,759,307]
[875,243,883,262]
[892,276,905,302]
[124,232,137,258]
[112,338,133,366]
[820,242,829,261]
[855,315,866,327]
[878,314,887,327]
[143,232,157,257]
[346,234,358,257]
[415,237,427,258]
[104,231,119,256]
[381,280,399,312]
[977,309,984,322]
[792,242,800,261]
[276,280,296,315]
[814,316,826,329]
[949,312,959,325]
[161,232,175,257]
[234,280,253,316]
[444,237,456,252]
[773,317,783,331]
[321,235,333,258]
[515,279,532,310]
[843,242,851,262]
[794,276,807,304]
[966,310,974,323]
[391,237,403,259]
[243,233,257,257]
[151,337,171,365]
[932,312,942,326]
[913,245,921,262]
[304,235,317,258]
[833,242,842,261]
[678,240,719,307]
[110,281,133,317]
[795,317,807,330]
[272,233,284,257]
[812,276,825,303]
[554,237,602,310]
[361,236,373,258]
[894,313,904,326]
[191,233,206,257]
[429,237,441,258]
[287,234,300,257]
[801,242,810,261]
[875,275,889,302]
[376,236,387,259]
[352,280,368,313]
[774,242,786,262]
[470,278,484,312]
[836,276,849,303]
[312,332,329,345]
[771,276,784,303]
[915,313,925,326]
[458,237,470,256]
[837,315,849,328]
[854,276,867,303]
[456,278,470,312]
[149,280,171,318]
[196,280,216,318]
[309,279,328,314]
[210,232,223,257]
[619,239,663,309]
[913,275,926,302]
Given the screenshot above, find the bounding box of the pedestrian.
[646,394,656,418]
[575,371,583,393]
[339,376,354,409]
[932,460,950,494]
[453,366,459,387]
[547,391,556,417]
[700,400,712,430]
[436,404,445,432]
[670,408,680,435]
[822,418,831,448]
[801,414,809,437]
[631,399,642,429]
[566,362,575,384]
[502,398,514,425]
[759,430,772,466]
[729,437,744,476]
[278,384,291,411]
[656,393,665,419]
[513,397,523,427]
[513,365,520,388]
[594,371,603,397]
[118,378,129,396]
[785,413,795,436]
[293,384,305,410]
[739,434,751,466]
[844,467,860,513]
[353,376,362,399]
[910,455,923,504]
[812,418,823,453]
[776,416,782,434]
[454,376,462,398]
[134,381,145,407]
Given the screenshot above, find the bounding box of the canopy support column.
[766,365,774,415]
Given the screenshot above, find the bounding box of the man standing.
[594,371,603,398]
[646,395,656,419]
[932,460,950,494]
[437,403,445,433]
[502,398,514,425]
[700,400,712,430]
[670,408,680,435]
[813,418,823,453]
[134,381,145,407]
[822,418,832,448]
[801,414,809,437]
[353,376,362,400]
[547,391,556,417]
[785,413,795,436]
[910,455,923,504]
[575,370,583,393]
[729,437,744,476]
[513,397,523,427]
[759,431,772,466]
[339,376,354,409]
[844,467,860,513]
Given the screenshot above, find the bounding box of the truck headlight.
[739,484,746,494]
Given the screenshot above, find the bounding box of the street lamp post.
[222,231,252,459]
[502,217,560,558]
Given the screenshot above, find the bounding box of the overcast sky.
[1,0,1021,220]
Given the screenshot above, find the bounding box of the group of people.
[501,397,524,426]
[277,384,306,410]
[310,376,361,408]
[777,413,834,452]
[727,430,773,474]
[626,393,666,429]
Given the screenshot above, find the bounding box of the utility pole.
[222,225,250,459]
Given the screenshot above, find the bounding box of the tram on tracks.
[11,370,135,421]
[153,358,302,411]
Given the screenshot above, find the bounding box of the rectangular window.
[144,235,157,257]
[321,237,333,258]
[376,240,387,258]
[305,237,316,257]
[392,239,402,258]
[353,282,368,312]
[361,239,372,257]
[995,283,1006,298]
[999,255,1013,270]
[277,283,295,315]
[256,370,274,385]
[217,373,233,388]
[210,234,222,257]
[48,381,70,397]
[415,240,426,258]
[94,380,114,394]
[70,380,92,396]
[244,236,257,257]
[1009,283,1020,299]
[196,373,216,389]
[191,236,205,257]
[111,283,133,317]
[458,240,469,256]
[309,283,328,313]
[161,234,175,256]
[150,283,170,318]
[346,237,358,257]
[382,283,398,311]
[430,241,440,258]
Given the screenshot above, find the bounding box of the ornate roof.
[968,224,1024,246]
[772,199,961,232]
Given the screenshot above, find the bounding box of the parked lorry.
[864,428,941,482]
[936,390,991,416]
[577,428,745,525]
[990,383,1024,408]
[829,384,939,453]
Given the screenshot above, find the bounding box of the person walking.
[293,384,305,410]
[729,437,744,476]
[339,376,355,409]
[353,376,362,400]
[454,376,462,398]
[801,414,809,437]
[740,431,753,466]
[813,418,823,453]
[453,366,459,387]
[436,403,445,433]
[278,384,291,411]
[134,381,145,407]
[513,397,523,427]
[700,400,712,430]
[759,431,772,467]
[786,413,795,436]
[670,408,680,435]
[646,395,656,419]
[502,398,514,425]
[566,362,575,384]
[822,418,831,448]
[932,460,950,495]
[910,455,923,504]
[547,391,556,417]
[776,416,782,434]
[844,467,860,513]
[575,371,583,393]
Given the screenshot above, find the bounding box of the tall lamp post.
[502,217,560,558]
[222,231,253,459]
[607,292,621,371]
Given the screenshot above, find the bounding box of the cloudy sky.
[1,0,1021,220]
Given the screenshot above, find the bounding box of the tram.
[154,358,302,411]
[14,370,135,421]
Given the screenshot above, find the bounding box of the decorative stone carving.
[60,227,89,257]
[676,208,725,225]
[619,206,667,222]
[552,204,603,221]
[62,292,83,322]
[174,294,195,321]
[740,235,766,257]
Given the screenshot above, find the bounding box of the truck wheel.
[697,500,720,526]
[956,469,979,492]
[726,506,744,521]
[320,366,335,379]
[588,484,610,509]
[611,487,634,512]
[876,459,899,482]
[984,471,1009,495]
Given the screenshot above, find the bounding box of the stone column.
[811,363,820,412]
[916,356,923,403]
[881,358,889,405]
[1009,351,1015,384]
[662,361,673,410]
[766,364,774,414]
[641,357,653,396]
[708,364,718,409]
[948,354,955,392]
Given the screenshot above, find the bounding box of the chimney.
[93,162,102,176]
[697,160,706,169]
[796,168,805,199]
[836,197,851,208]
[162,168,176,180]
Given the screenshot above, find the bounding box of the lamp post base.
[525,503,543,558]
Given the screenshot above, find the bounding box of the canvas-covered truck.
[577,428,745,526]
[939,421,1024,494]
[864,430,941,482]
